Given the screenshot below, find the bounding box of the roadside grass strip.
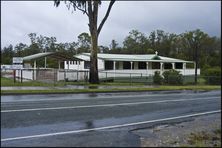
[1,91,219,103]
[1,110,221,142]
[1,85,221,95]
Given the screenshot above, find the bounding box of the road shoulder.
[132,113,221,147]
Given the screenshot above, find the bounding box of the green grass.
[1,77,64,87]
[1,76,220,95]
[1,85,220,95]
[1,77,144,87]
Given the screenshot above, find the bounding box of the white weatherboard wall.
[64,59,104,70]
[64,61,84,70]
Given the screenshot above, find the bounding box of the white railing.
[99,68,200,79]
[15,68,200,81]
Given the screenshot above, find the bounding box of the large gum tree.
[54,0,115,84]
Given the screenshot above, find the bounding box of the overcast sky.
[1,1,221,48]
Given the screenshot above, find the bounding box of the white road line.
[1,96,220,113]
[1,110,221,142]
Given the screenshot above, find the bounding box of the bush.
[162,69,183,85]
[153,71,163,85]
[202,67,221,85]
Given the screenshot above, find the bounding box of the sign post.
[13,57,23,64]
[12,57,23,83]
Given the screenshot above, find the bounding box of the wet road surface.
[1,90,221,147]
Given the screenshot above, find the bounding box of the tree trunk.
[88,1,99,84]
[87,0,115,84]
[89,30,99,84]
[194,47,198,85]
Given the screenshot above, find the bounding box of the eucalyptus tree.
[109,39,119,50]
[1,44,14,64]
[123,29,149,54]
[54,0,115,84]
[77,32,91,53]
[14,43,27,57]
[182,29,209,84]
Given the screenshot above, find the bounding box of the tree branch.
[87,1,93,34]
[97,0,115,36]
[71,1,89,16]
[93,1,98,28]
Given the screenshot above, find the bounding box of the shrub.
[162,69,183,85]
[202,67,221,85]
[153,71,163,85]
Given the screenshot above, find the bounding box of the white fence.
[15,68,200,82]
[98,68,200,79]
[57,70,88,81]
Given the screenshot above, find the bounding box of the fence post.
[13,70,16,83]
[130,73,132,85]
[77,70,79,82]
[32,69,34,80]
[54,69,56,86]
[64,69,66,85]
[21,69,23,83]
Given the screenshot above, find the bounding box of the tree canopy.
[1,29,220,72]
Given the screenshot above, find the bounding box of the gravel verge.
[132,113,221,147]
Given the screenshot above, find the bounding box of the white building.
[64,52,200,77]
[13,52,200,82]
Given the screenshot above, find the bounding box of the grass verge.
[1,77,144,87]
[1,85,220,95]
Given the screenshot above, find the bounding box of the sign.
[13,57,23,64]
[12,64,23,69]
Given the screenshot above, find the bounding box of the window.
[164,63,172,69]
[175,63,183,69]
[105,61,114,70]
[152,62,160,69]
[84,61,90,69]
[138,62,146,69]
[123,62,131,69]
[116,62,120,69]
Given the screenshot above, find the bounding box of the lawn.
[0,77,144,87]
[1,76,220,95]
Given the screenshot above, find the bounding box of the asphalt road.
[1,90,221,147]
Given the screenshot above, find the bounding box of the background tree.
[1,29,220,83]
[77,32,91,53]
[1,45,14,64]
[123,29,149,54]
[181,29,209,84]
[54,0,116,84]
[149,31,156,50]
[14,43,27,57]
[109,39,118,50]
[98,45,109,53]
